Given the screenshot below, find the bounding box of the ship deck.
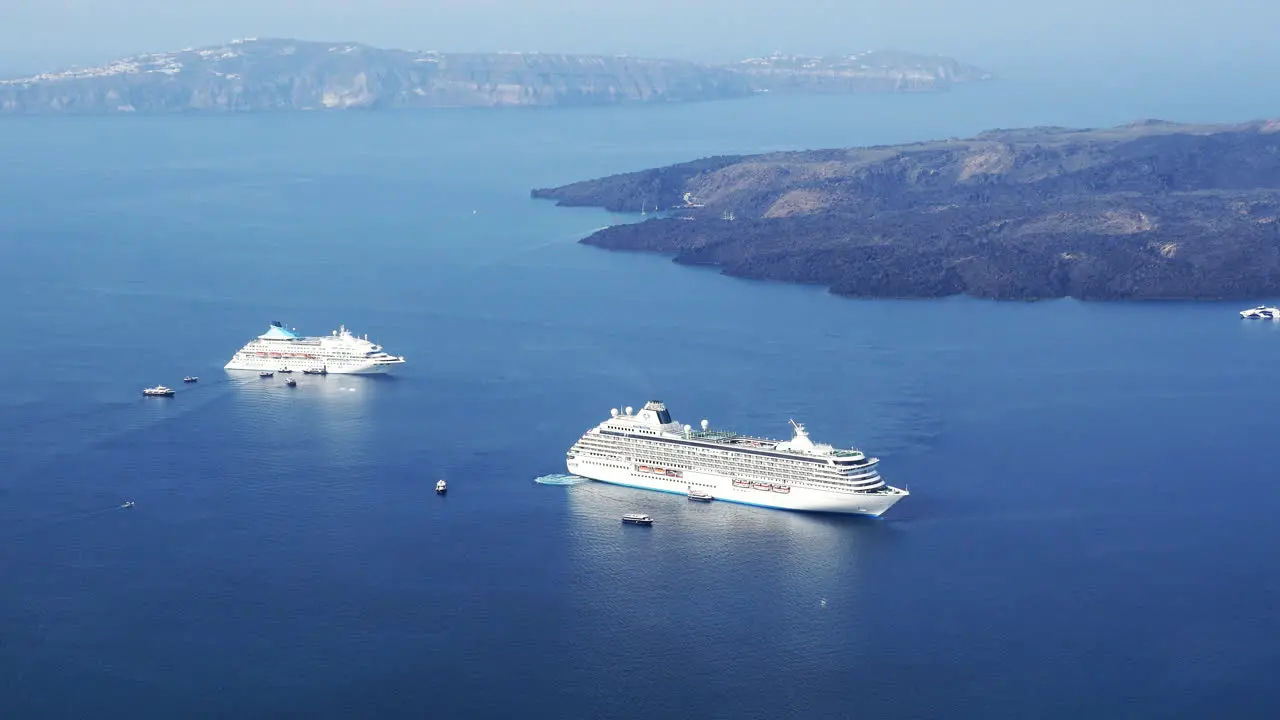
[689,429,781,451]
[260,337,324,345]
[684,428,864,458]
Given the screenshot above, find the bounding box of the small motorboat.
[435,479,448,494]
[285,378,297,388]
[143,385,175,397]
[303,367,327,375]
[1240,305,1280,319]
[688,489,714,502]
[278,368,293,374]
[259,371,274,378]
[122,501,135,508]
[622,513,654,525]
[183,376,198,383]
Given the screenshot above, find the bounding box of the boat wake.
[4,501,136,540]
[534,473,589,486]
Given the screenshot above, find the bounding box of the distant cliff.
[734,50,991,93]
[0,39,988,115]
[532,120,1280,301]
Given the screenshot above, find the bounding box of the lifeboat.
[772,485,791,494]
[637,465,650,472]
[732,479,751,488]
[753,482,772,490]
[665,469,680,477]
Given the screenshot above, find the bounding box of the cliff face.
[532,120,1280,301]
[0,39,750,112]
[0,39,987,115]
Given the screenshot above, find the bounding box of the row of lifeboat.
[732,478,791,494]
[636,465,683,479]
[633,465,789,494]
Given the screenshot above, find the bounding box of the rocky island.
[0,39,988,114]
[532,120,1280,301]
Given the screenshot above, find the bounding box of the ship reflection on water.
[224,371,395,467]
[559,477,905,639]
[224,370,395,399]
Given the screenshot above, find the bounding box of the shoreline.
[537,118,1280,302]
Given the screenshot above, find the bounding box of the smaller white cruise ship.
[567,401,908,516]
[224,322,405,375]
[1240,305,1280,320]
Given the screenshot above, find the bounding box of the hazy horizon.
[1,0,1276,78]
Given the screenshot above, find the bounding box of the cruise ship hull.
[567,456,907,517]
[223,358,398,375]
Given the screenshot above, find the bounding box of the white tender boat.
[143,385,175,397]
[622,513,654,525]
[687,489,714,502]
[1240,305,1280,319]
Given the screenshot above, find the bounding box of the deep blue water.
[3,83,1280,718]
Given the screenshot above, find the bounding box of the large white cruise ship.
[224,322,406,374]
[566,400,908,516]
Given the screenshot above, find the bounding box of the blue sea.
[3,75,1280,718]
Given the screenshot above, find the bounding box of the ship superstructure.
[566,401,908,516]
[1240,305,1280,319]
[224,322,406,375]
